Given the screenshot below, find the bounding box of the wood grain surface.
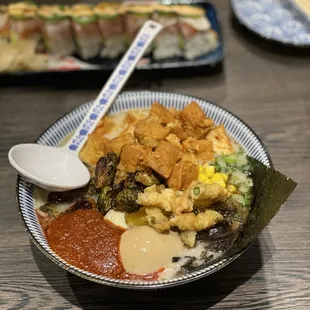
[1,1,310,309]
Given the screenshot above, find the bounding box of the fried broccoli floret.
[114,188,140,213]
[86,178,100,196]
[39,203,60,218]
[68,197,97,213]
[97,186,114,215]
[47,187,86,203]
[135,171,161,187]
[95,152,118,188]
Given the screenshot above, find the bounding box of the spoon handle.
[65,20,162,153]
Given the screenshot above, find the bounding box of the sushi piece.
[71,4,101,59]
[174,5,219,60]
[38,5,75,57]
[94,2,126,58]
[8,2,43,51]
[0,5,9,43]
[152,5,181,60]
[122,4,154,54]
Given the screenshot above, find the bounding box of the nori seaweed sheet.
[226,157,297,257]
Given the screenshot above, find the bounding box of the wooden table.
[1,1,309,309]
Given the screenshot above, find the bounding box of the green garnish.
[193,187,200,195]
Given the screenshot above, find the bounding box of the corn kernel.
[215,180,226,189]
[204,178,212,184]
[205,166,215,178]
[199,166,205,174]
[220,173,228,182]
[198,174,208,182]
[227,184,237,193]
[211,173,225,182]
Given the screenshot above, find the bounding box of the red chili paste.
[45,209,159,281]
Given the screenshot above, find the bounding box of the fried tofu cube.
[167,120,188,141]
[147,141,181,178]
[165,134,182,150]
[167,161,198,190]
[91,116,116,137]
[182,137,214,163]
[134,118,171,148]
[79,135,111,167]
[205,125,234,156]
[180,101,213,128]
[179,102,214,139]
[181,152,198,165]
[149,102,175,124]
[119,144,152,173]
[110,133,136,156]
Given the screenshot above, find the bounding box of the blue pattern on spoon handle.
[65,21,163,153]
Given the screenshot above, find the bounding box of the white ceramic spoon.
[8,21,162,192]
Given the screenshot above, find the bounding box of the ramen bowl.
[16,91,271,289]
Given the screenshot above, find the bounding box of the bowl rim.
[15,90,273,289]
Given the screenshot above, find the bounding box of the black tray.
[0,1,224,87]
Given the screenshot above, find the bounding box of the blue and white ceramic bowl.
[17,91,271,289]
[231,0,310,46]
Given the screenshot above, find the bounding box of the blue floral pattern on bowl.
[231,0,310,46]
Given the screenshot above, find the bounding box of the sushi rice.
[95,2,127,59]
[38,5,75,57]
[1,2,219,63]
[152,5,182,60]
[175,5,219,60]
[0,5,9,42]
[8,2,43,51]
[71,4,102,60]
[122,4,154,55]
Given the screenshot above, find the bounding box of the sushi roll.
[152,5,181,60]
[174,5,219,60]
[94,2,126,59]
[38,5,75,57]
[71,4,101,59]
[8,2,43,51]
[122,4,154,54]
[0,5,9,43]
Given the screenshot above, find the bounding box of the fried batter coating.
[190,181,228,209]
[170,210,223,231]
[145,207,170,232]
[179,230,197,248]
[137,187,193,214]
[137,188,176,212]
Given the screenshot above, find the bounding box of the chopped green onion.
[193,187,200,196]
[224,154,237,164]
[230,172,247,186]
[231,194,245,205]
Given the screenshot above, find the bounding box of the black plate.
[0,1,224,87]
